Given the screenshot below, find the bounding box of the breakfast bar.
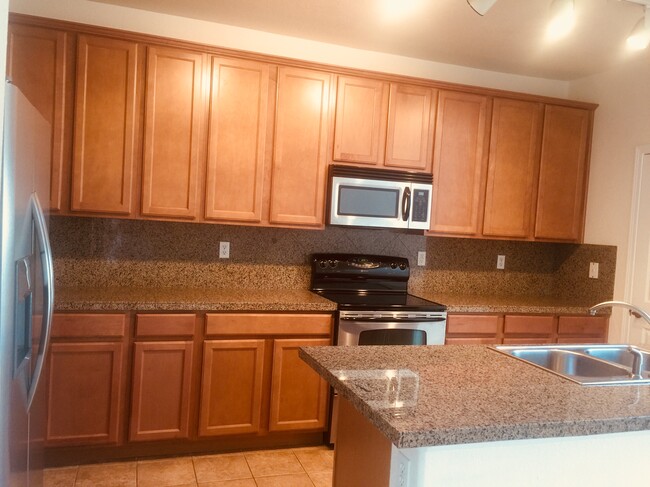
[300,345,650,486]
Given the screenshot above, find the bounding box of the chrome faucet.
[588,300,650,327]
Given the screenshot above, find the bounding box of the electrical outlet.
[417,251,426,266]
[589,262,599,279]
[219,241,230,259]
[497,255,506,270]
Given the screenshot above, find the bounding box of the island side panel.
[334,397,392,487]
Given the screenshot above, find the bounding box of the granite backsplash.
[50,216,615,304]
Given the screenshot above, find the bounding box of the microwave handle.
[401,187,411,221]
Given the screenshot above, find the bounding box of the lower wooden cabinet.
[46,314,127,446]
[199,313,332,438]
[129,314,197,442]
[446,313,608,345]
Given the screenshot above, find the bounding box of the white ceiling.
[90,0,648,80]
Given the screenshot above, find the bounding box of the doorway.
[624,146,650,346]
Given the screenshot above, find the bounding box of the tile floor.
[43,446,333,487]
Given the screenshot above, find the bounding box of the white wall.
[9,0,570,98]
[569,49,650,340]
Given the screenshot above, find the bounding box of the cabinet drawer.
[445,337,498,345]
[557,316,608,336]
[502,337,549,345]
[52,314,127,339]
[446,314,500,335]
[135,314,196,337]
[503,315,555,335]
[205,313,332,336]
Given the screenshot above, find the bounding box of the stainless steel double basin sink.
[491,344,650,385]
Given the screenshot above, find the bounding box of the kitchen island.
[300,345,650,486]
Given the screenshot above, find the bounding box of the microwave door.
[408,182,432,230]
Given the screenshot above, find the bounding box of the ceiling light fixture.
[546,0,576,41]
[466,0,498,16]
[626,6,650,50]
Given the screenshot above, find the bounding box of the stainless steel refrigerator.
[0,81,54,487]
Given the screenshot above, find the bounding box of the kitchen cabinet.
[199,313,332,437]
[501,314,555,344]
[333,75,388,165]
[482,98,544,238]
[71,35,140,215]
[7,23,71,212]
[333,75,436,171]
[557,316,608,343]
[429,90,490,236]
[141,47,204,219]
[534,105,592,242]
[45,314,127,446]
[129,314,196,442]
[269,67,332,227]
[445,314,501,344]
[204,57,270,223]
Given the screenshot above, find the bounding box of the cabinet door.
[445,314,501,344]
[482,98,543,238]
[7,23,69,212]
[199,339,266,437]
[269,67,331,226]
[71,35,139,215]
[385,84,436,171]
[141,47,204,219]
[430,91,489,235]
[205,57,269,222]
[129,341,194,442]
[557,316,608,343]
[269,338,329,432]
[46,342,124,445]
[333,75,388,164]
[534,105,591,241]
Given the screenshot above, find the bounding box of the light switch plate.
[497,255,505,269]
[219,241,230,259]
[589,262,599,279]
[417,251,426,266]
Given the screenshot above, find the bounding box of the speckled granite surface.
[55,287,337,312]
[299,345,650,448]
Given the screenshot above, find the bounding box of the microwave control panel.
[412,189,429,222]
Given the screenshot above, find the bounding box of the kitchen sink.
[491,344,650,385]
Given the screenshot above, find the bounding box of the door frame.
[622,144,650,342]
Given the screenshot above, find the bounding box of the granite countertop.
[299,345,650,449]
[417,293,602,315]
[55,286,337,312]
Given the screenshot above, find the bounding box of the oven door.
[337,312,447,346]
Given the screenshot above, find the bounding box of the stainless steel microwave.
[328,165,432,230]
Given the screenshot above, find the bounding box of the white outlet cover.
[219,241,230,259]
[497,255,505,269]
[589,262,599,279]
[417,251,426,266]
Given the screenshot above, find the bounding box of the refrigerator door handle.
[26,193,54,411]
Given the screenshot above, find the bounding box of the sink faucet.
[588,301,650,327]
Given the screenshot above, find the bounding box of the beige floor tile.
[308,471,333,487]
[254,473,314,487]
[193,453,252,483]
[198,480,257,487]
[44,466,78,487]
[293,448,334,474]
[137,457,196,487]
[244,450,304,478]
[75,462,136,487]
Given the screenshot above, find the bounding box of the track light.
[627,6,650,50]
[467,0,498,16]
[547,0,576,41]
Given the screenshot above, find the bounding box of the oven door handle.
[339,317,446,323]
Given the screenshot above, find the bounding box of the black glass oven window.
[358,329,427,345]
[338,186,399,218]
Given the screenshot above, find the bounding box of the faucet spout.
[588,301,650,327]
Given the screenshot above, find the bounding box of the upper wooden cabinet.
[71,35,140,215]
[333,76,388,165]
[269,66,332,227]
[7,23,69,212]
[429,90,490,236]
[385,83,437,171]
[333,75,436,171]
[141,47,204,219]
[204,57,270,223]
[482,98,544,238]
[534,105,591,241]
